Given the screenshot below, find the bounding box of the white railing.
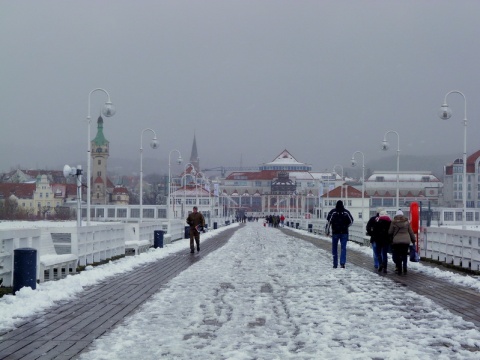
[0,229,40,287]
[420,226,480,271]
[46,224,125,267]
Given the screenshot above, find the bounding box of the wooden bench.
[38,232,78,282]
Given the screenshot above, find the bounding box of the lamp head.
[381,140,389,151]
[63,164,81,177]
[177,155,183,165]
[351,158,357,167]
[438,104,452,120]
[63,164,73,178]
[150,137,159,149]
[102,101,116,117]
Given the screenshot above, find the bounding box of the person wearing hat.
[372,210,392,273]
[186,206,206,254]
[366,209,381,269]
[388,209,416,275]
[326,200,354,269]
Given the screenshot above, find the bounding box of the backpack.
[329,210,351,234]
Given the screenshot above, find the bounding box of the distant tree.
[0,198,29,220]
[54,206,73,220]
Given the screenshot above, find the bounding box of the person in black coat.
[366,210,381,269]
[326,200,354,268]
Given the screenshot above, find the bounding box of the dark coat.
[371,215,392,245]
[186,211,205,228]
[326,201,354,235]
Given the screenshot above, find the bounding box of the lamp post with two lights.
[439,90,468,229]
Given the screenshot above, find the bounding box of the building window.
[98,160,101,165]
[97,171,101,177]
[117,208,127,218]
[255,181,262,187]
[40,193,43,198]
[444,212,454,221]
[371,199,382,207]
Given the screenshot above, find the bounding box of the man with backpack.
[325,200,354,269]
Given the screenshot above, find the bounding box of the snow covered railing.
[46,224,125,267]
[38,231,77,282]
[125,221,165,255]
[0,228,40,287]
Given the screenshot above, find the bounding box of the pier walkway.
[0,223,480,360]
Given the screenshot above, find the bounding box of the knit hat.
[396,210,404,216]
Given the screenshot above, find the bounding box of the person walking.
[366,210,381,269]
[186,206,205,254]
[388,210,415,275]
[326,200,354,269]
[372,210,392,273]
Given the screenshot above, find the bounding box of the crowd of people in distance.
[264,214,286,228]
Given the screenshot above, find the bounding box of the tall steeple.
[190,132,199,171]
[91,116,110,204]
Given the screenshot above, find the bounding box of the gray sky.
[2,0,480,176]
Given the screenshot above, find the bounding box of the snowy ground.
[2,221,480,359]
[77,222,480,360]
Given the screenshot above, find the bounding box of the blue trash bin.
[13,248,37,294]
[184,226,190,239]
[213,222,217,230]
[154,230,164,248]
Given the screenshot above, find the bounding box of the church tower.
[91,116,109,204]
[190,133,200,172]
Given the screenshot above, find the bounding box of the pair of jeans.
[332,234,348,267]
[372,242,379,268]
[375,242,389,269]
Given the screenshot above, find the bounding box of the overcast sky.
[2,0,480,176]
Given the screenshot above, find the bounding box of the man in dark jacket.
[366,210,381,269]
[186,206,205,254]
[326,200,354,268]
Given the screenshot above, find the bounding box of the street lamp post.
[168,150,183,220]
[439,90,468,228]
[86,88,115,225]
[351,151,365,229]
[382,130,400,210]
[139,128,159,222]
